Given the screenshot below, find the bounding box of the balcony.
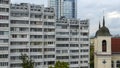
[0,4,9,8]
[30,18,42,21]
[11,38,29,41]
[0,27,9,31]
[10,17,29,20]
[0,20,9,23]
[0,12,9,16]
[0,35,9,39]
[11,24,29,27]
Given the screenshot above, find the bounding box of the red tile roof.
[112,38,120,53]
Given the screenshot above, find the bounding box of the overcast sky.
[11,0,120,36]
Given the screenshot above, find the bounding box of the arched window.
[116,61,120,67]
[102,40,107,52]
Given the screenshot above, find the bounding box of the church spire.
[103,16,105,27]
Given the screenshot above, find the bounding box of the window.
[117,61,120,67]
[0,15,8,20]
[0,62,8,66]
[102,40,107,52]
[0,54,8,58]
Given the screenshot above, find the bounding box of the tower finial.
[103,11,105,27]
[99,21,101,29]
[103,15,105,27]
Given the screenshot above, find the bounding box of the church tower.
[94,16,112,68]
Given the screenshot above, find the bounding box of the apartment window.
[70,50,79,53]
[30,21,42,25]
[70,56,79,59]
[0,31,8,35]
[0,8,9,12]
[30,28,42,32]
[0,47,8,51]
[0,62,8,66]
[70,44,79,47]
[56,44,69,47]
[10,49,29,53]
[0,39,8,43]
[56,56,69,59]
[19,35,27,38]
[44,48,55,52]
[0,24,8,27]
[44,55,55,58]
[12,34,17,38]
[11,42,28,45]
[30,42,42,45]
[10,64,21,67]
[30,35,42,39]
[0,0,9,4]
[30,48,42,52]
[30,55,42,59]
[70,61,78,64]
[0,54,8,58]
[0,15,8,20]
[62,50,68,53]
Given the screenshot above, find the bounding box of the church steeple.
[103,16,105,27]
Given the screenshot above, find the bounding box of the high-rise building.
[48,0,77,19]
[0,0,10,68]
[0,1,89,68]
[9,3,56,68]
[56,18,90,68]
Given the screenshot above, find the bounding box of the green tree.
[21,54,34,68]
[90,45,94,68]
[49,61,69,68]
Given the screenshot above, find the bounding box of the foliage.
[21,54,34,68]
[49,61,69,68]
[90,45,94,68]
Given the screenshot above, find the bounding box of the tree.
[21,54,34,68]
[90,45,94,68]
[49,61,69,68]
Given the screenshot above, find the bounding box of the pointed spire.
[103,16,105,27]
[99,21,101,29]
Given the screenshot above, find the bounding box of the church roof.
[95,16,111,37]
[112,38,120,53]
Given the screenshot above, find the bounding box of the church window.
[117,61,120,67]
[102,40,107,52]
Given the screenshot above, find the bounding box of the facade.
[48,0,77,19]
[0,1,90,68]
[94,17,120,68]
[56,18,90,68]
[10,3,56,68]
[0,0,10,68]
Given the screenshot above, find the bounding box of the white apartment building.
[9,3,56,68]
[56,18,89,68]
[0,0,89,68]
[0,0,10,68]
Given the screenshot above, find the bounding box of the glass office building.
[48,0,77,19]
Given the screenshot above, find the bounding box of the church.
[94,16,120,68]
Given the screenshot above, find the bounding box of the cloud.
[107,11,120,19]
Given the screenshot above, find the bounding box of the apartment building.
[0,0,10,68]
[0,0,89,68]
[56,18,89,68]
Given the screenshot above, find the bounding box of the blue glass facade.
[49,0,77,19]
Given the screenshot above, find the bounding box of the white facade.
[0,1,90,68]
[56,18,90,68]
[0,0,10,68]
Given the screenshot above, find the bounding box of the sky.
[11,0,120,36]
